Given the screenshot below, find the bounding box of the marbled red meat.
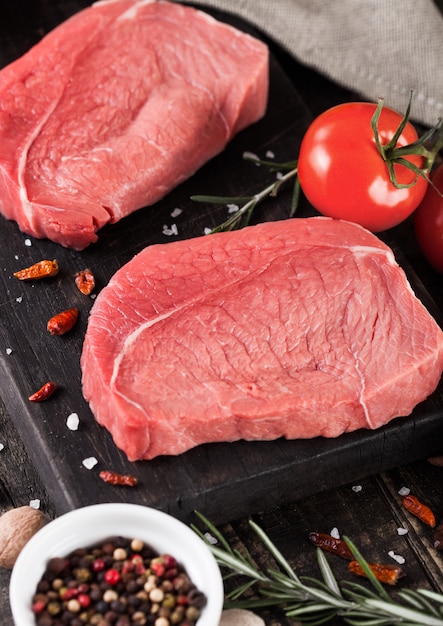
[81,217,443,460]
[0,0,268,249]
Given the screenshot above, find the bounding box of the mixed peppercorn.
[31,536,206,626]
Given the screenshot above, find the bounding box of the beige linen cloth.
[183,0,443,128]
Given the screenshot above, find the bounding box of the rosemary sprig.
[191,154,298,233]
[193,511,443,625]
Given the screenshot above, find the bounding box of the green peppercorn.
[75,567,92,583]
[46,600,62,616]
[162,592,176,609]
[170,607,185,624]
[185,606,201,621]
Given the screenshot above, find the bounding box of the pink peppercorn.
[176,594,189,606]
[134,562,146,575]
[78,593,91,608]
[150,562,165,577]
[163,554,177,568]
[104,568,121,585]
[60,588,78,600]
[121,560,133,575]
[92,558,105,572]
[164,566,178,580]
[130,554,145,568]
[31,600,46,614]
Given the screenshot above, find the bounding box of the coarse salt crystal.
[24,238,32,246]
[66,412,80,431]
[0,443,4,452]
[5,348,12,355]
[162,223,178,236]
[14,254,19,260]
[397,527,408,536]
[29,499,40,509]
[171,207,182,218]
[330,527,340,539]
[227,204,239,213]
[82,456,98,470]
[265,150,275,159]
[204,532,217,545]
[204,227,212,235]
[352,485,362,492]
[388,550,405,564]
[16,296,23,303]
[243,151,260,164]
[398,486,410,496]
[276,171,285,180]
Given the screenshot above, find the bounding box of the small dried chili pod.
[308,532,353,560]
[28,381,57,402]
[75,268,95,295]
[428,455,443,467]
[14,259,59,281]
[47,308,79,336]
[99,470,138,487]
[402,494,436,528]
[349,560,405,586]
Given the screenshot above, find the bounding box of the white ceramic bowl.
[10,503,224,625]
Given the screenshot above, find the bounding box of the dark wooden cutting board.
[0,1,442,526]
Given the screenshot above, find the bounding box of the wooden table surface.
[1,2,443,624]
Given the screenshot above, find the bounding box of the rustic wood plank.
[0,398,55,624]
[211,461,443,625]
[0,1,442,529]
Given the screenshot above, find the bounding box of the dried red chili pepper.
[75,268,95,295]
[99,470,138,487]
[308,532,353,560]
[47,308,79,336]
[349,560,405,586]
[28,381,57,402]
[428,455,443,467]
[402,494,436,528]
[14,259,59,280]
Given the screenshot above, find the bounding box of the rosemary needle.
[193,511,443,626]
[191,156,298,233]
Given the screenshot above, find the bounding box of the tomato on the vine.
[297,102,428,232]
[414,164,443,274]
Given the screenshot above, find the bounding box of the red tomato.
[298,102,428,232]
[414,164,443,274]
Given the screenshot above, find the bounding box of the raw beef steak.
[81,217,443,461]
[0,0,268,250]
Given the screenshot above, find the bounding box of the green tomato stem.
[388,118,443,170]
[371,91,443,187]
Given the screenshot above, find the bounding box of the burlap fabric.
[182,0,443,127]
